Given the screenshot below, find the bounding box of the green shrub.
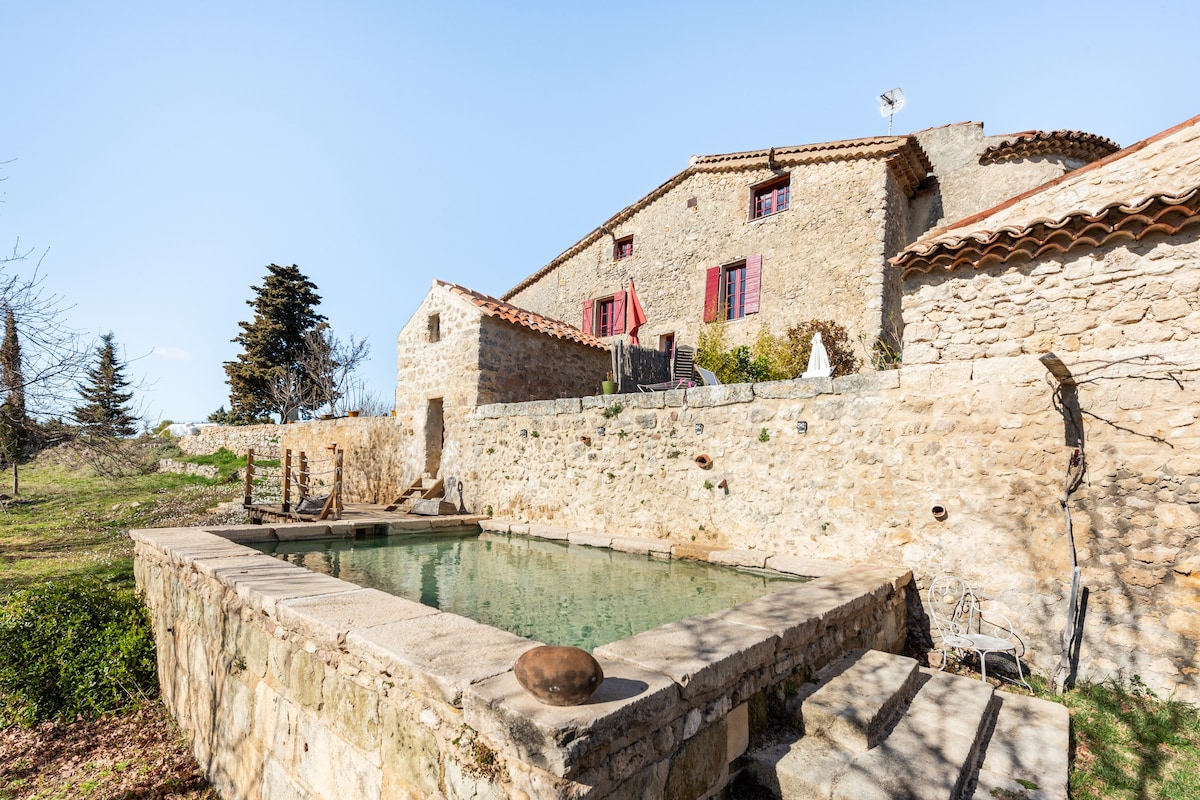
[697,320,859,384]
[0,578,158,726]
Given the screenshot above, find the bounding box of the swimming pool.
[252,529,803,651]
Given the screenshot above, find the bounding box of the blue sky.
[3,1,1198,423]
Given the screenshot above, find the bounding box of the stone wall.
[506,159,900,363]
[278,417,403,505]
[449,356,1199,700]
[178,424,282,457]
[134,524,910,799]
[912,123,1085,230]
[901,232,1200,365]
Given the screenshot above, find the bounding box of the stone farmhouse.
[265,115,1199,701]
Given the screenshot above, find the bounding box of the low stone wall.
[156,459,223,480]
[178,424,282,457]
[278,417,403,505]
[134,524,909,800]
[456,351,1199,701]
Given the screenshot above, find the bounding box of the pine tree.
[0,308,29,490]
[223,264,327,423]
[73,332,139,437]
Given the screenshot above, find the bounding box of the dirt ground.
[0,703,215,800]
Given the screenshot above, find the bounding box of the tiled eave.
[501,136,931,302]
[980,130,1121,166]
[438,281,610,350]
[893,188,1200,278]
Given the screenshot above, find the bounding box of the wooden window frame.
[750,175,790,220]
[613,235,634,261]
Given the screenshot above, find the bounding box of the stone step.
[799,648,920,752]
[967,692,1070,800]
[745,657,1002,800]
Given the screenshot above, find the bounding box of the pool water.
[252,530,804,651]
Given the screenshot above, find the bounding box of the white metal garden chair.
[928,575,1032,691]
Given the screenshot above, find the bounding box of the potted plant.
[601,371,618,395]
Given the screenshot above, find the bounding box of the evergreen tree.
[0,308,29,490]
[223,264,327,423]
[73,332,139,437]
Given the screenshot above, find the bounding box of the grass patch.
[0,452,242,594]
[1066,678,1200,800]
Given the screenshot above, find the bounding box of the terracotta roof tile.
[894,114,1200,277]
[438,281,610,350]
[502,135,931,301]
[979,129,1120,165]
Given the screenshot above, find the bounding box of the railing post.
[334,448,344,521]
[243,448,254,507]
[298,451,309,497]
[282,449,292,513]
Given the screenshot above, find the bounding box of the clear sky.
[3,1,1198,423]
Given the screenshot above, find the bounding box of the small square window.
[614,236,634,261]
[596,297,616,336]
[751,176,790,219]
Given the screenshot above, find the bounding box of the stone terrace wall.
[279,417,404,505]
[178,424,282,457]
[901,233,1200,364]
[459,357,1200,700]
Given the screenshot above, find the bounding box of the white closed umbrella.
[802,332,832,378]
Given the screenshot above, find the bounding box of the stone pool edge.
[132,520,911,799]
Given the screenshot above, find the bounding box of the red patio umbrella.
[626,280,647,345]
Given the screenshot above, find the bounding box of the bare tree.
[301,329,370,417]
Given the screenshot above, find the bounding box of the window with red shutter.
[704,257,762,321]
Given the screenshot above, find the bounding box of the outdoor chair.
[927,575,1032,691]
[696,366,721,386]
[637,377,695,392]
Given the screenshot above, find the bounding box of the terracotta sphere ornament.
[514,646,604,706]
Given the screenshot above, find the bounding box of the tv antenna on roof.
[879,88,905,135]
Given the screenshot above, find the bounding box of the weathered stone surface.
[800,649,919,752]
[664,717,727,800]
[974,691,1070,800]
[273,523,333,541]
[514,646,604,706]
[276,588,437,645]
[708,549,768,569]
[464,657,682,778]
[595,616,779,700]
[348,613,542,706]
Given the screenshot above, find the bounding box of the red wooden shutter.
[582,299,594,334]
[744,255,762,314]
[612,292,627,335]
[703,266,721,322]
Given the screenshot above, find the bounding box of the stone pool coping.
[133,519,911,793]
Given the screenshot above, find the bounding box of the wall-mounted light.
[797,421,808,434]
[597,426,606,437]
[694,423,704,435]
[519,429,528,438]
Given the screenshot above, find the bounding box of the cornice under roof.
[438,281,609,350]
[979,129,1121,166]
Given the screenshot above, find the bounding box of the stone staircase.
[740,649,1069,800]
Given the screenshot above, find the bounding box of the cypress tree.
[73,333,139,438]
[223,264,327,423]
[0,308,29,489]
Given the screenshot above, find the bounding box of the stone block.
[974,691,1069,800]
[764,555,850,578]
[225,565,362,616]
[207,524,277,543]
[708,549,768,569]
[595,615,778,700]
[348,613,542,706]
[273,523,333,541]
[478,519,511,533]
[290,649,325,709]
[381,701,442,797]
[832,371,900,394]
[277,588,437,645]
[569,532,614,549]
[474,403,505,419]
[611,536,674,556]
[325,672,382,752]
[294,710,383,798]
[528,524,571,540]
[686,384,754,407]
[624,393,666,410]
[727,702,749,762]
[801,649,919,752]
[664,717,727,800]
[463,657,683,778]
[554,398,583,414]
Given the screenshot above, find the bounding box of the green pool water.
[252,530,804,651]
